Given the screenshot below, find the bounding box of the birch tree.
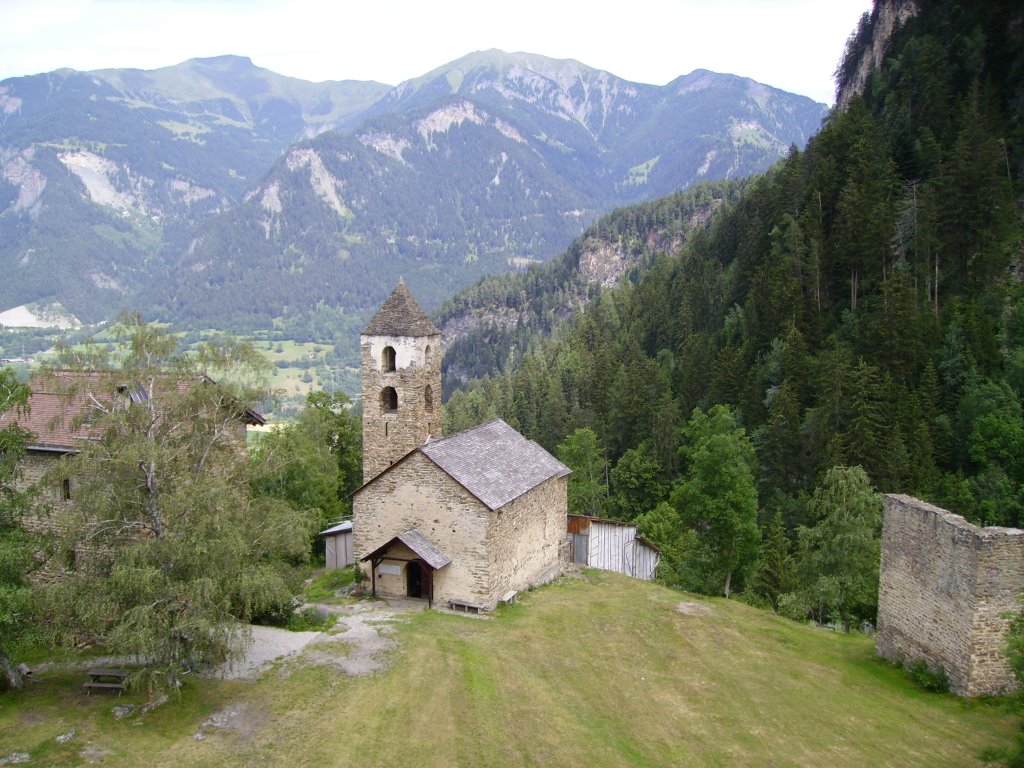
[44,316,315,692]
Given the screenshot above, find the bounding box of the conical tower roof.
[362,280,440,337]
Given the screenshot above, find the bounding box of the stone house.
[0,369,264,527]
[352,282,571,610]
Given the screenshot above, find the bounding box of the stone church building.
[352,281,570,609]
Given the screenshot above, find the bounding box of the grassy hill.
[1,571,1015,766]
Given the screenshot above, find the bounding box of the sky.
[0,0,873,105]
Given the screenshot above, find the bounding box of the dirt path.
[295,597,426,675]
[192,597,425,742]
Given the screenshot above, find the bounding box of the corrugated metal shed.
[319,520,354,569]
[319,520,353,536]
[567,515,661,581]
[420,419,571,511]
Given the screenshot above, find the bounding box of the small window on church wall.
[381,387,398,413]
[425,345,433,365]
[382,346,396,372]
[424,385,434,411]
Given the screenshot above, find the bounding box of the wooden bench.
[84,667,130,695]
[449,599,487,614]
[499,590,518,605]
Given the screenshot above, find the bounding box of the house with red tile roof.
[0,369,264,508]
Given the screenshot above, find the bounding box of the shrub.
[304,566,357,602]
[286,606,335,632]
[905,658,950,693]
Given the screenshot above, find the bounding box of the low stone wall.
[876,494,1024,696]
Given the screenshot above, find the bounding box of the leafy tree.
[790,466,882,629]
[635,501,697,589]
[610,441,666,521]
[671,406,759,597]
[0,369,45,692]
[556,427,608,517]
[44,316,316,692]
[252,390,362,539]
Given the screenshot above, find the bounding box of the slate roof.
[362,280,440,337]
[420,419,571,511]
[361,529,452,570]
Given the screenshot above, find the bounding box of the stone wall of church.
[353,452,492,604]
[360,333,441,483]
[876,494,1024,696]
[486,475,568,604]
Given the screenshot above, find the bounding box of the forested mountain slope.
[444,0,1024,544]
[436,180,746,391]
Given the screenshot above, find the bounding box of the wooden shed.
[319,520,354,569]
[567,515,660,581]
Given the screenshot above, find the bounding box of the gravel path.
[298,597,425,675]
[213,625,323,680]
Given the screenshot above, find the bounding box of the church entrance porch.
[361,529,452,609]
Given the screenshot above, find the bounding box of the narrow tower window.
[424,345,433,365]
[424,384,434,411]
[382,346,396,372]
[381,387,398,413]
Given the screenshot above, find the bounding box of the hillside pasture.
[0,571,1015,767]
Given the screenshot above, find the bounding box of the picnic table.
[83,667,129,695]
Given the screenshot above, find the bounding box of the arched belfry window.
[381,387,398,413]
[425,345,433,366]
[424,385,434,411]
[382,346,396,372]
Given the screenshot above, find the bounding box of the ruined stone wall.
[485,475,567,605]
[360,333,441,483]
[876,494,1024,696]
[352,452,491,604]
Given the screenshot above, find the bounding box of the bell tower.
[360,280,442,483]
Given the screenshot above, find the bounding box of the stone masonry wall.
[353,452,491,605]
[486,475,567,605]
[16,451,90,584]
[876,494,1024,696]
[360,333,441,483]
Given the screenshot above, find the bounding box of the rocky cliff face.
[836,0,921,111]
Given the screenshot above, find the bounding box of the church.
[352,281,570,610]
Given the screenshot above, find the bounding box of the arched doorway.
[406,560,423,598]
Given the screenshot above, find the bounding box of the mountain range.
[0,50,827,341]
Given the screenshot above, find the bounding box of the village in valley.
[2,0,1024,765]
